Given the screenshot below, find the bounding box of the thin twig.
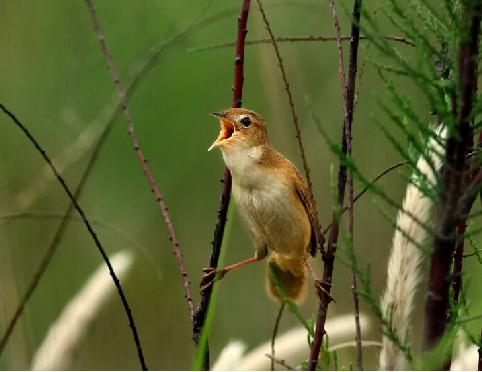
[255,0,325,254]
[188,34,414,52]
[0,103,147,370]
[329,0,348,104]
[309,0,363,369]
[0,119,116,356]
[452,135,482,306]
[345,0,363,369]
[192,1,252,369]
[83,0,194,323]
[270,303,286,371]
[264,354,296,371]
[423,1,481,351]
[322,161,408,235]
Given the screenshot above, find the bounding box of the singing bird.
[206,108,319,303]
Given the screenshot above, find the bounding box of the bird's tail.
[266,253,307,304]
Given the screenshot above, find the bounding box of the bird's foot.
[314,280,335,303]
[200,267,226,292]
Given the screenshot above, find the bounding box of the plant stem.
[188,34,413,52]
[192,1,251,369]
[423,0,481,352]
[308,0,362,369]
[270,303,286,371]
[0,103,147,370]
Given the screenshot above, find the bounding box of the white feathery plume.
[212,313,370,370]
[31,250,134,371]
[379,130,445,370]
[212,340,247,370]
[450,344,478,371]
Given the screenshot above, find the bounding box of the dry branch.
[83,0,194,325]
[423,0,481,352]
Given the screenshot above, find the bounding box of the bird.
[205,107,320,303]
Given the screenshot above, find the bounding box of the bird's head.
[208,108,269,152]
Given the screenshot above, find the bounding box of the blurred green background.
[0,0,481,370]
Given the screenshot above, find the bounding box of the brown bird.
[206,108,319,303]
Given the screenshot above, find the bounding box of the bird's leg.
[303,258,335,303]
[201,256,260,291]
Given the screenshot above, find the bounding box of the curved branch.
[0,103,147,370]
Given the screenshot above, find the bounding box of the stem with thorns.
[308,0,362,369]
[423,0,481,352]
[83,0,194,323]
[192,1,251,369]
[0,103,147,370]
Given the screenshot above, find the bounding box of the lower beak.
[208,117,235,151]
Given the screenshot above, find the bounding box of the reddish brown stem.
[84,0,194,325]
[192,1,251,369]
[308,0,362,369]
[423,0,480,352]
[452,134,482,306]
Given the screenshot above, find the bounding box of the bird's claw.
[200,267,225,292]
[314,280,335,303]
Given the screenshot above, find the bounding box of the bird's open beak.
[208,113,236,151]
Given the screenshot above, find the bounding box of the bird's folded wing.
[293,173,319,257]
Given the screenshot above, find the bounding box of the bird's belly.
[233,182,310,257]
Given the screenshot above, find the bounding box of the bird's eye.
[240,116,251,127]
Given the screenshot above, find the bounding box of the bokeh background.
[1,0,481,370]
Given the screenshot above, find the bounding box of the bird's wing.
[293,172,319,257]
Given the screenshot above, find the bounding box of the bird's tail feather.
[266,253,307,304]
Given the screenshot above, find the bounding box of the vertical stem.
[192,1,251,369]
[270,303,285,371]
[423,0,480,352]
[83,0,194,320]
[345,1,363,369]
[308,0,362,369]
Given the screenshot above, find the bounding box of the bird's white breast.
[221,145,310,256]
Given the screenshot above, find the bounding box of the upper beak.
[208,112,235,151]
[210,112,224,119]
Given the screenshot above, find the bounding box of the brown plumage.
[207,108,318,303]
